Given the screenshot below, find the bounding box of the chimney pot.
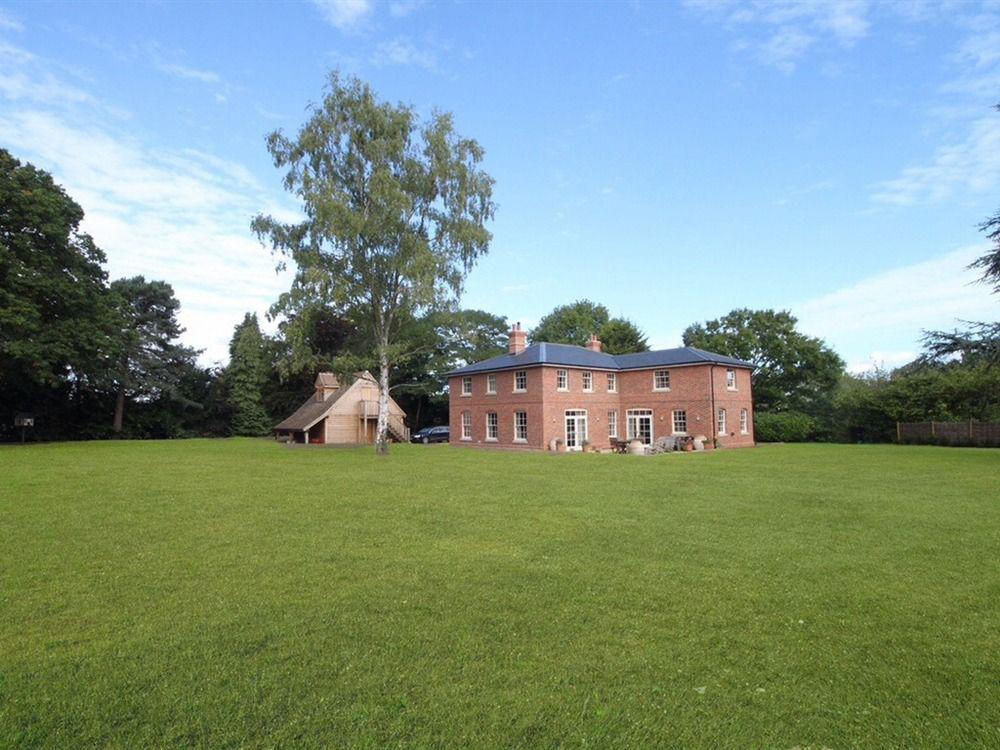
[586,333,603,352]
[509,321,527,355]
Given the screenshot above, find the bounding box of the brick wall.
[449,363,754,450]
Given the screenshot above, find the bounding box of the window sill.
[727,387,738,392]
[556,388,569,392]
[513,438,527,443]
[485,392,496,396]
[460,393,471,398]
[512,389,527,394]
[461,437,472,441]
[653,388,671,393]
[485,438,498,442]
[582,389,593,393]
[673,432,687,436]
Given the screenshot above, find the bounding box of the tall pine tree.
[227,313,272,436]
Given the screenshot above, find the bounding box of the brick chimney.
[508,322,527,355]
[586,333,603,352]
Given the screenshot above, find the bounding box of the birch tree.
[253,73,495,453]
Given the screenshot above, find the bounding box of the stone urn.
[627,439,645,455]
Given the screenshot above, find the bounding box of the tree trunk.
[113,388,125,435]
[375,345,390,455]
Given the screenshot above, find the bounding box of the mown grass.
[1,440,998,748]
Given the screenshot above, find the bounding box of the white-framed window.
[672,409,687,434]
[653,369,670,390]
[461,376,472,396]
[486,412,498,440]
[514,411,528,442]
[514,370,527,392]
[461,411,472,440]
[582,371,593,392]
[486,374,497,394]
[608,410,618,438]
[726,368,737,390]
[556,369,568,391]
[717,408,727,436]
[607,372,617,392]
[740,408,749,434]
[626,408,654,445]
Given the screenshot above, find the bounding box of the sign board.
[14,413,34,428]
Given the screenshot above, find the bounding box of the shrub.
[754,411,817,443]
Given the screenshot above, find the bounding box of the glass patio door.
[564,410,588,451]
[626,409,653,445]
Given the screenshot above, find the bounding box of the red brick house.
[447,323,754,451]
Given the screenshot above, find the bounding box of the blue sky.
[1,0,997,371]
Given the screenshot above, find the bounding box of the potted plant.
[582,439,592,453]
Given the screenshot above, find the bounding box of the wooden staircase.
[359,400,410,443]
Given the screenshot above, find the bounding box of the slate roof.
[274,388,349,431]
[447,343,753,376]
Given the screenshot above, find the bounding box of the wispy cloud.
[0,8,24,32]
[389,0,425,18]
[155,61,221,84]
[371,37,437,70]
[794,244,997,369]
[0,42,294,364]
[312,0,373,30]
[686,0,871,72]
[870,116,1000,205]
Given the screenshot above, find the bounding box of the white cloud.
[685,0,871,71]
[870,116,1000,205]
[155,61,221,84]
[846,351,916,374]
[389,0,425,18]
[371,37,437,70]
[0,9,24,32]
[312,0,372,30]
[794,244,997,369]
[0,45,296,365]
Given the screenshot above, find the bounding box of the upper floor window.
[461,376,472,396]
[672,409,687,434]
[740,408,749,434]
[717,408,727,435]
[726,368,737,390]
[514,370,527,392]
[556,369,568,391]
[607,372,617,392]
[486,373,497,394]
[461,411,472,440]
[653,369,671,391]
[582,371,593,392]
[514,411,528,442]
[486,412,498,440]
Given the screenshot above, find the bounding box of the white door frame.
[564,409,588,451]
[626,408,653,445]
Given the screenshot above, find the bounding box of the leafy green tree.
[109,276,199,434]
[682,309,844,414]
[226,313,272,436]
[253,72,495,454]
[529,300,649,354]
[0,149,118,396]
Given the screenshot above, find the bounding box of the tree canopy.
[682,308,844,414]
[253,72,495,453]
[529,300,649,354]
[227,313,272,436]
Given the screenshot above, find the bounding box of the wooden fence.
[897,421,1000,447]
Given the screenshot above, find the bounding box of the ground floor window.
[461,411,472,440]
[672,409,687,434]
[486,411,498,440]
[626,409,653,445]
[514,411,528,442]
[740,408,749,434]
[717,408,727,435]
[608,410,618,438]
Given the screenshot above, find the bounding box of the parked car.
[411,425,449,444]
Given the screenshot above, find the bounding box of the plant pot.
[682,443,694,452]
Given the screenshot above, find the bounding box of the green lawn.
[1,440,998,749]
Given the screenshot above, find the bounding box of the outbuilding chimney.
[508,322,527,355]
[314,372,340,401]
[586,333,603,352]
